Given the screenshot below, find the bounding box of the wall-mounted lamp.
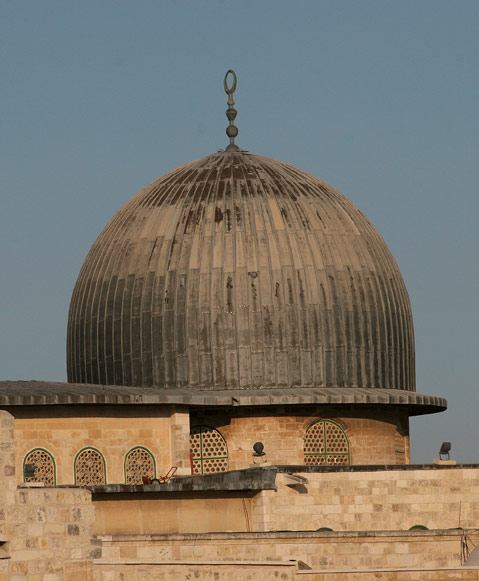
[253,442,265,457]
[439,442,451,460]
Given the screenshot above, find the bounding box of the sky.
[1,1,478,463]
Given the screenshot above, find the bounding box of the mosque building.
[0,71,478,580]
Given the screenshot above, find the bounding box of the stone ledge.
[85,462,479,495]
[276,463,479,473]
[94,559,295,566]
[89,467,278,494]
[298,566,479,574]
[96,528,475,542]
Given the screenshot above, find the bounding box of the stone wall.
[12,405,190,485]
[88,465,479,538]
[0,410,17,580]
[253,468,479,532]
[3,405,479,580]
[302,567,479,581]
[190,406,410,469]
[0,410,98,581]
[93,561,297,580]
[301,570,479,580]
[96,529,479,571]
[7,486,97,581]
[93,492,252,535]
[92,561,479,581]
[12,404,411,487]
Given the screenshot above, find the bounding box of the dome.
[67,150,414,392]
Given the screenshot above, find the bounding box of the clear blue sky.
[1,1,478,462]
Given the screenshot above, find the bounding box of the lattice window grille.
[24,448,55,486]
[394,431,406,464]
[304,420,350,465]
[190,425,228,475]
[124,447,155,484]
[75,448,106,485]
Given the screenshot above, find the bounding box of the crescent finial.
[224,70,239,151]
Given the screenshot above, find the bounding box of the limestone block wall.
[190,406,410,469]
[253,468,479,532]
[93,561,296,581]
[12,405,191,485]
[92,563,479,581]
[0,411,17,580]
[7,487,97,580]
[0,410,98,581]
[92,492,252,535]
[301,569,479,580]
[96,529,478,571]
[169,409,191,472]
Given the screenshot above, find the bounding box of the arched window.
[304,420,350,465]
[124,447,156,484]
[190,425,228,475]
[74,447,106,485]
[23,448,56,486]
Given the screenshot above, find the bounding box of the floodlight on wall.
[253,442,265,457]
[439,442,451,460]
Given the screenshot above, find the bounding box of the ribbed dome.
[67,151,415,392]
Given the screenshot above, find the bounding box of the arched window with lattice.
[74,447,106,485]
[124,447,156,484]
[190,425,228,475]
[303,420,350,465]
[23,448,56,486]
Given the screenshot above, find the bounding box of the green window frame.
[74,446,107,486]
[304,419,351,465]
[23,447,56,486]
[190,425,228,475]
[124,446,156,484]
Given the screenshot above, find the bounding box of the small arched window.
[124,447,156,484]
[74,447,106,485]
[23,448,56,486]
[304,420,350,465]
[190,425,228,475]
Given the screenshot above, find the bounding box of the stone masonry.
[0,410,98,581]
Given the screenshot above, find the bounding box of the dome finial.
[224,70,239,151]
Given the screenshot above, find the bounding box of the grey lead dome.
[67,150,415,391]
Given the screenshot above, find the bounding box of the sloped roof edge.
[0,381,446,415]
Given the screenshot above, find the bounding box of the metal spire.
[224,70,239,151]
